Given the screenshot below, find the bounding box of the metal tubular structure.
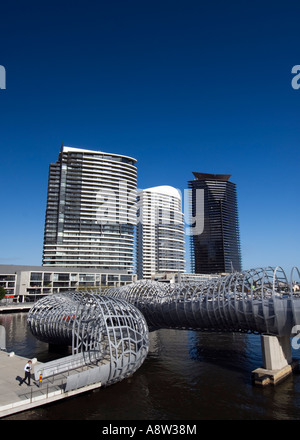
[27,293,149,387]
[27,267,300,387]
[107,267,300,336]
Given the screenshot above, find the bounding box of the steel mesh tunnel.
[107,267,300,336]
[27,293,149,386]
[27,267,300,387]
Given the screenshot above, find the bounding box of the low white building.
[0,265,136,303]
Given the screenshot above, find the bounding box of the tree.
[0,286,6,301]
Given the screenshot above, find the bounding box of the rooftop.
[141,185,182,200]
[0,265,132,274]
[192,172,231,181]
[61,145,137,164]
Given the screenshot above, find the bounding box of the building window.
[31,273,43,281]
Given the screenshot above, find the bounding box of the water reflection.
[1,313,300,420]
[0,312,71,362]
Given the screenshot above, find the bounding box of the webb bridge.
[27,266,300,389]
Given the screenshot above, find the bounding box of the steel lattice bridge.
[28,266,300,389]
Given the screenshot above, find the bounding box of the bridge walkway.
[0,350,103,418]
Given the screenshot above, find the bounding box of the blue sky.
[0,0,299,275]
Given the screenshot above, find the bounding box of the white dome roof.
[143,185,181,200]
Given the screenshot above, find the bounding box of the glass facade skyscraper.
[43,146,137,271]
[188,172,242,274]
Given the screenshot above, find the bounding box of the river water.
[1,312,300,421]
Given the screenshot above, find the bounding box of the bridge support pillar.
[252,335,298,386]
[261,334,292,370]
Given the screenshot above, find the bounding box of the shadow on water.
[188,331,262,378]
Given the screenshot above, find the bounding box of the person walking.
[20,360,32,386]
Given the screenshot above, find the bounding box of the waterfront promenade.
[0,350,102,418]
[0,302,34,313]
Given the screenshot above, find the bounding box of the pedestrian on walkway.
[20,360,32,386]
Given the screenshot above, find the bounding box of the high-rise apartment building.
[43,146,137,271]
[188,172,242,274]
[136,186,185,279]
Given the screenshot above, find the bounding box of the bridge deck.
[0,350,102,418]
